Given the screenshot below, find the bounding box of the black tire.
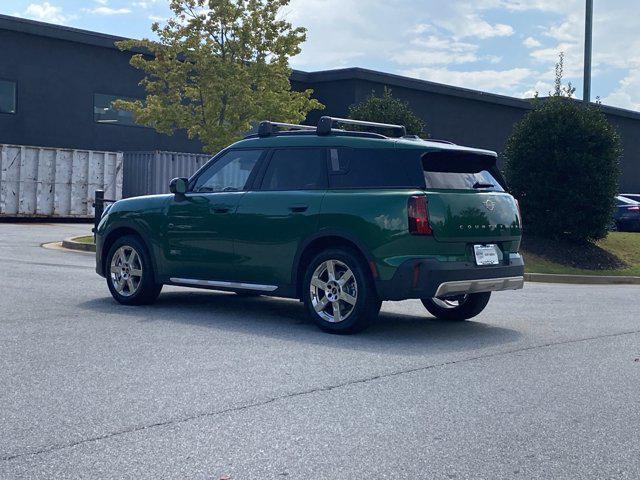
[302,248,381,334]
[421,292,491,321]
[105,235,162,305]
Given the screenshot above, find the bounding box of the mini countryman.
[95,116,524,333]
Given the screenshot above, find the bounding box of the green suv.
[95,117,524,333]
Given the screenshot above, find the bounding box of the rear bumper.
[376,255,525,300]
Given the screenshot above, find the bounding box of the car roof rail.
[257,121,316,137]
[317,116,407,137]
[402,135,456,145]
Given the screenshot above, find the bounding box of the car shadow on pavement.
[78,289,522,355]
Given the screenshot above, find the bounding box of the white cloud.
[521,80,553,98]
[435,15,514,39]
[286,0,639,109]
[523,36,542,48]
[402,67,534,94]
[85,6,131,15]
[393,35,480,66]
[426,3,515,40]
[286,0,395,69]
[501,0,578,13]
[603,71,640,111]
[134,0,159,8]
[16,2,74,24]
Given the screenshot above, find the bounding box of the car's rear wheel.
[303,248,380,334]
[106,235,162,305]
[421,292,491,321]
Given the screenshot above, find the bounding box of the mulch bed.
[522,235,627,270]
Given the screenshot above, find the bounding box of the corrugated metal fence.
[123,151,211,198]
[0,144,122,218]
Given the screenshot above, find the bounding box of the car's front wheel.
[106,235,162,305]
[303,248,380,334]
[421,292,491,321]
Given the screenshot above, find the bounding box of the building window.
[93,93,142,126]
[0,80,16,114]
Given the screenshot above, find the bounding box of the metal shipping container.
[0,144,123,218]
[123,151,211,198]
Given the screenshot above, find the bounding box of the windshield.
[423,170,504,191]
[421,150,505,191]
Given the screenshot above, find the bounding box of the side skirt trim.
[169,278,278,292]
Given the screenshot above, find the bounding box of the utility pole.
[583,0,593,103]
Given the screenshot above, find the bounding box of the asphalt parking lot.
[1,223,639,480]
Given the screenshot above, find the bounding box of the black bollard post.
[93,189,104,240]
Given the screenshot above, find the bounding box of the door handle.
[212,206,231,214]
[289,204,309,213]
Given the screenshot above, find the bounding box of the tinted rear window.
[422,150,504,191]
[328,148,420,189]
[261,148,327,190]
[423,171,504,191]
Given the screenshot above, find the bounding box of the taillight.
[408,195,432,235]
[515,199,523,230]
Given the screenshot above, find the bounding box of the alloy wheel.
[110,245,143,297]
[309,259,358,323]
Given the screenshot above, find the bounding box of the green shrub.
[504,97,621,242]
[348,87,426,136]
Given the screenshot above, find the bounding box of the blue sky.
[4,0,640,112]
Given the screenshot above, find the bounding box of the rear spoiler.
[421,150,507,189]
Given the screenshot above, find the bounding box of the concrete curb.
[525,272,640,285]
[61,236,96,253]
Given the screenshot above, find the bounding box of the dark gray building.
[1,13,639,192]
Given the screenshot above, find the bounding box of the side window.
[328,148,419,188]
[192,149,263,193]
[260,148,327,191]
[0,80,16,114]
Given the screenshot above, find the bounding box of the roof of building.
[2,12,639,121]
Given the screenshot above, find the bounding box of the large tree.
[115,0,323,153]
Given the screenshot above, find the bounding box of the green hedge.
[504,97,621,242]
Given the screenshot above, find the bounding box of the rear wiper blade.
[472,182,494,189]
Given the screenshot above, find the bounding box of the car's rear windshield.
[421,150,504,192]
[423,170,503,191]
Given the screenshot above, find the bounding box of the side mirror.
[169,177,188,195]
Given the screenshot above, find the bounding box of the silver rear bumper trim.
[435,276,524,297]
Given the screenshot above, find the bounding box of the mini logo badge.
[483,199,496,211]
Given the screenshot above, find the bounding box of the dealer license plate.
[473,244,500,266]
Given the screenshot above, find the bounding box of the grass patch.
[72,235,95,245]
[523,232,640,276]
